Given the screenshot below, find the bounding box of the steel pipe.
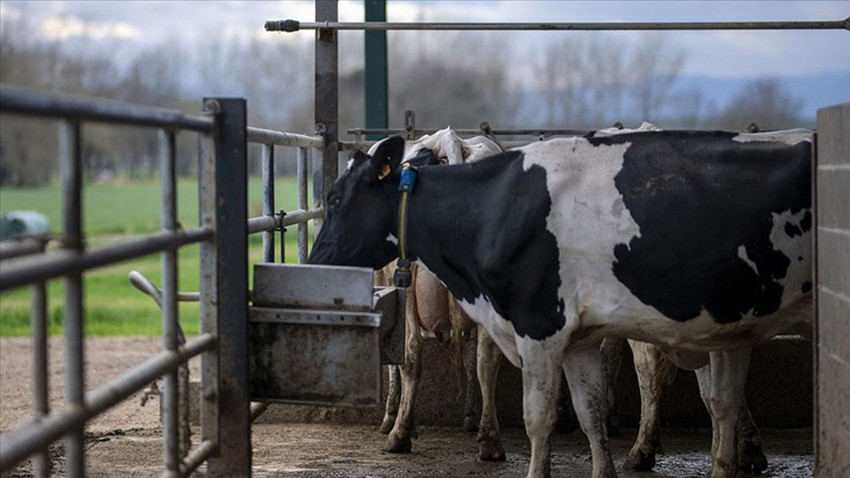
[0,85,212,132]
[0,334,216,473]
[297,147,309,263]
[0,237,50,260]
[246,126,323,149]
[281,208,324,228]
[160,439,217,478]
[261,143,276,263]
[0,227,213,291]
[268,17,850,32]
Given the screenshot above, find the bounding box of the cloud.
[38,14,140,41]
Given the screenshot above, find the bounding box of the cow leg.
[380,365,401,434]
[518,340,562,478]
[562,345,617,478]
[623,340,675,471]
[462,326,480,432]
[600,337,625,437]
[476,327,505,461]
[736,397,767,474]
[385,269,423,453]
[695,348,752,478]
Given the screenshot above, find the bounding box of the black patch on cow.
[785,222,803,238]
[800,210,812,232]
[409,151,566,340]
[802,281,812,294]
[599,132,811,323]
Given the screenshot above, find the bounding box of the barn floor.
[1,337,814,477]
[5,424,813,477]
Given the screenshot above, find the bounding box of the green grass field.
[0,177,313,337]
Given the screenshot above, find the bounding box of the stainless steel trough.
[249,264,403,407]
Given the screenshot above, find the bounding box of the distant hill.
[674,71,850,121]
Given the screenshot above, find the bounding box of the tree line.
[0,15,804,186]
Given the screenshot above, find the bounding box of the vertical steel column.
[30,242,48,478]
[297,147,309,263]
[261,144,275,263]
[365,0,388,141]
[314,0,339,231]
[200,98,251,477]
[59,120,85,478]
[159,128,180,472]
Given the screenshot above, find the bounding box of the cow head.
[308,136,438,268]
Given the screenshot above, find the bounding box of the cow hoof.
[739,439,768,474]
[463,415,478,432]
[478,439,506,462]
[379,416,395,434]
[623,449,656,472]
[384,434,412,453]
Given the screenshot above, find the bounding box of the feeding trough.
[249,263,403,407]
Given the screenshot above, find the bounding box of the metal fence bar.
[0,334,216,472]
[203,98,251,477]
[0,85,212,131]
[198,104,220,465]
[246,126,322,149]
[0,238,50,260]
[59,119,86,478]
[348,127,594,137]
[0,227,213,291]
[30,256,49,478]
[159,128,180,473]
[261,144,276,263]
[297,147,310,263]
[268,17,850,32]
[281,208,324,228]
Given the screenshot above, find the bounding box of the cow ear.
[370,136,406,180]
[406,147,439,168]
[349,150,368,170]
[438,129,465,165]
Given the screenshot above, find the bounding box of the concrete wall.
[255,334,812,430]
[815,103,850,478]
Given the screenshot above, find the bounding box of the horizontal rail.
[246,126,323,149]
[268,17,850,32]
[348,127,593,137]
[246,209,324,235]
[0,227,213,291]
[0,84,212,132]
[0,237,49,260]
[0,334,216,473]
[281,208,324,228]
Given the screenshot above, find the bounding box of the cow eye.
[327,196,341,210]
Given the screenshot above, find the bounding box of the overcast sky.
[1,0,848,79]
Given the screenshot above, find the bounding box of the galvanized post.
[314,0,339,231]
[200,98,251,477]
[365,0,388,141]
[297,147,309,263]
[262,143,275,263]
[159,128,181,472]
[30,241,48,478]
[59,119,85,478]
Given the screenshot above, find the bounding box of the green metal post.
[365,0,388,140]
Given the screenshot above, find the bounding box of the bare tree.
[712,78,804,130]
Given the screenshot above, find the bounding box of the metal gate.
[0,87,323,477]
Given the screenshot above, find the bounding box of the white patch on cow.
[385,233,398,246]
[737,245,759,275]
[592,122,662,137]
[368,128,500,167]
[732,129,813,146]
[769,208,812,309]
[346,157,355,170]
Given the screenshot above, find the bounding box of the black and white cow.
[370,128,507,459]
[309,129,813,478]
